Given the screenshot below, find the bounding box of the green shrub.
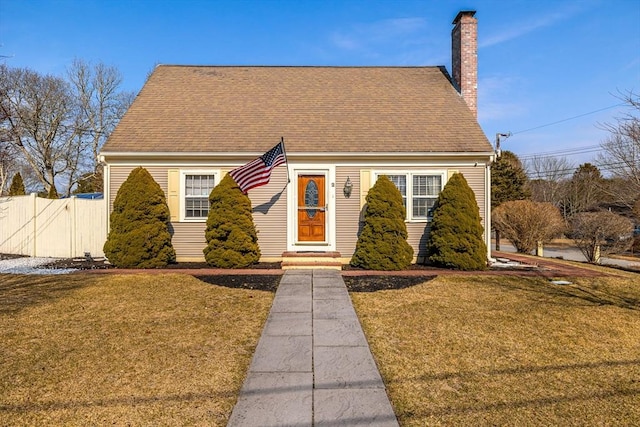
[350,175,413,270]
[103,167,176,268]
[203,174,260,268]
[8,172,26,196]
[426,173,487,270]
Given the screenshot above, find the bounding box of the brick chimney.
[451,10,478,117]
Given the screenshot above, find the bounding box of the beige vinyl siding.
[336,167,362,258]
[368,166,488,261]
[107,162,489,263]
[109,165,288,261]
[171,222,207,260]
[452,167,486,226]
[248,167,288,258]
[108,166,169,211]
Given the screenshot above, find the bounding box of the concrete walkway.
[227,269,399,427]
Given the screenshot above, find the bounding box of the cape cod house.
[100,11,494,267]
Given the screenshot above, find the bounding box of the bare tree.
[67,59,134,192]
[492,200,565,254]
[0,64,79,196]
[0,142,16,195]
[525,155,574,208]
[0,62,133,197]
[0,89,17,195]
[597,90,640,210]
[570,210,633,263]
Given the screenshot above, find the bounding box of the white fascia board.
[100,151,495,160]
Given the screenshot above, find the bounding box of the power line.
[510,103,626,135]
[518,145,603,160]
[518,139,638,161]
[526,160,638,180]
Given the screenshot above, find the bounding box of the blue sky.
[1,0,639,170]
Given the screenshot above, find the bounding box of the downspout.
[486,158,494,262]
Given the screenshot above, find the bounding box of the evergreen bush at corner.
[203,174,260,268]
[8,172,26,196]
[350,175,413,270]
[103,167,176,268]
[426,173,487,270]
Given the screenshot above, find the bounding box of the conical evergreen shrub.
[203,174,260,268]
[350,175,413,270]
[426,173,487,270]
[8,172,26,196]
[103,167,175,268]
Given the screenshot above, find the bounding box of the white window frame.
[373,171,446,222]
[180,170,219,222]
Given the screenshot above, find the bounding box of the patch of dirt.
[42,258,282,271]
[0,253,28,261]
[343,275,436,292]
[44,257,114,270]
[194,274,281,292]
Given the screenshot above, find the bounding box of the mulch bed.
[21,251,616,292]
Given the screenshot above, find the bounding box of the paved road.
[495,243,640,270]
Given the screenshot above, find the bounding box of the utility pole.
[495,132,511,159]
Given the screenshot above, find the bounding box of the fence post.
[71,196,76,258]
[30,192,37,257]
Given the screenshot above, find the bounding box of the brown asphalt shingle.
[102,65,493,155]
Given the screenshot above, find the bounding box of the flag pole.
[280,136,290,185]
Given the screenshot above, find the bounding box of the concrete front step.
[281,251,344,270]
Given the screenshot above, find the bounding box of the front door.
[297,174,326,242]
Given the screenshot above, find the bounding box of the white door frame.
[287,165,336,252]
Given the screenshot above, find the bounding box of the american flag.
[229,141,287,193]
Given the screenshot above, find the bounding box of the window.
[376,172,444,221]
[412,175,441,219]
[387,175,407,210]
[181,171,217,221]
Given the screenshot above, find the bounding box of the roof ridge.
[154,64,446,69]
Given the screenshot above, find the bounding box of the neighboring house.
[100,11,494,266]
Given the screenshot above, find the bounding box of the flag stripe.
[229,142,287,193]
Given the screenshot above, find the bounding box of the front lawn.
[351,270,640,426]
[0,273,273,426]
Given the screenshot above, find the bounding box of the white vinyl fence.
[0,194,107,258]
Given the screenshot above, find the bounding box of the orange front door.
[297,175,326,242]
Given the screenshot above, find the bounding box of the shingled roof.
[101,65,492,155]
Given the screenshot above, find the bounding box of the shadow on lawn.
[0,389,235,414]
[490,276,640,311]
[393,358,640,420]
[0,274,95,315]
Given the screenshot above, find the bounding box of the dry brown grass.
[0,273,273,426]
[351,269,640,426]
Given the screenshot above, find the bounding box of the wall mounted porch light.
[343,176,353,198]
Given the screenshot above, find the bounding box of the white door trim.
[287,165,336,252]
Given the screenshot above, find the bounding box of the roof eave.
[100,151,494,159]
